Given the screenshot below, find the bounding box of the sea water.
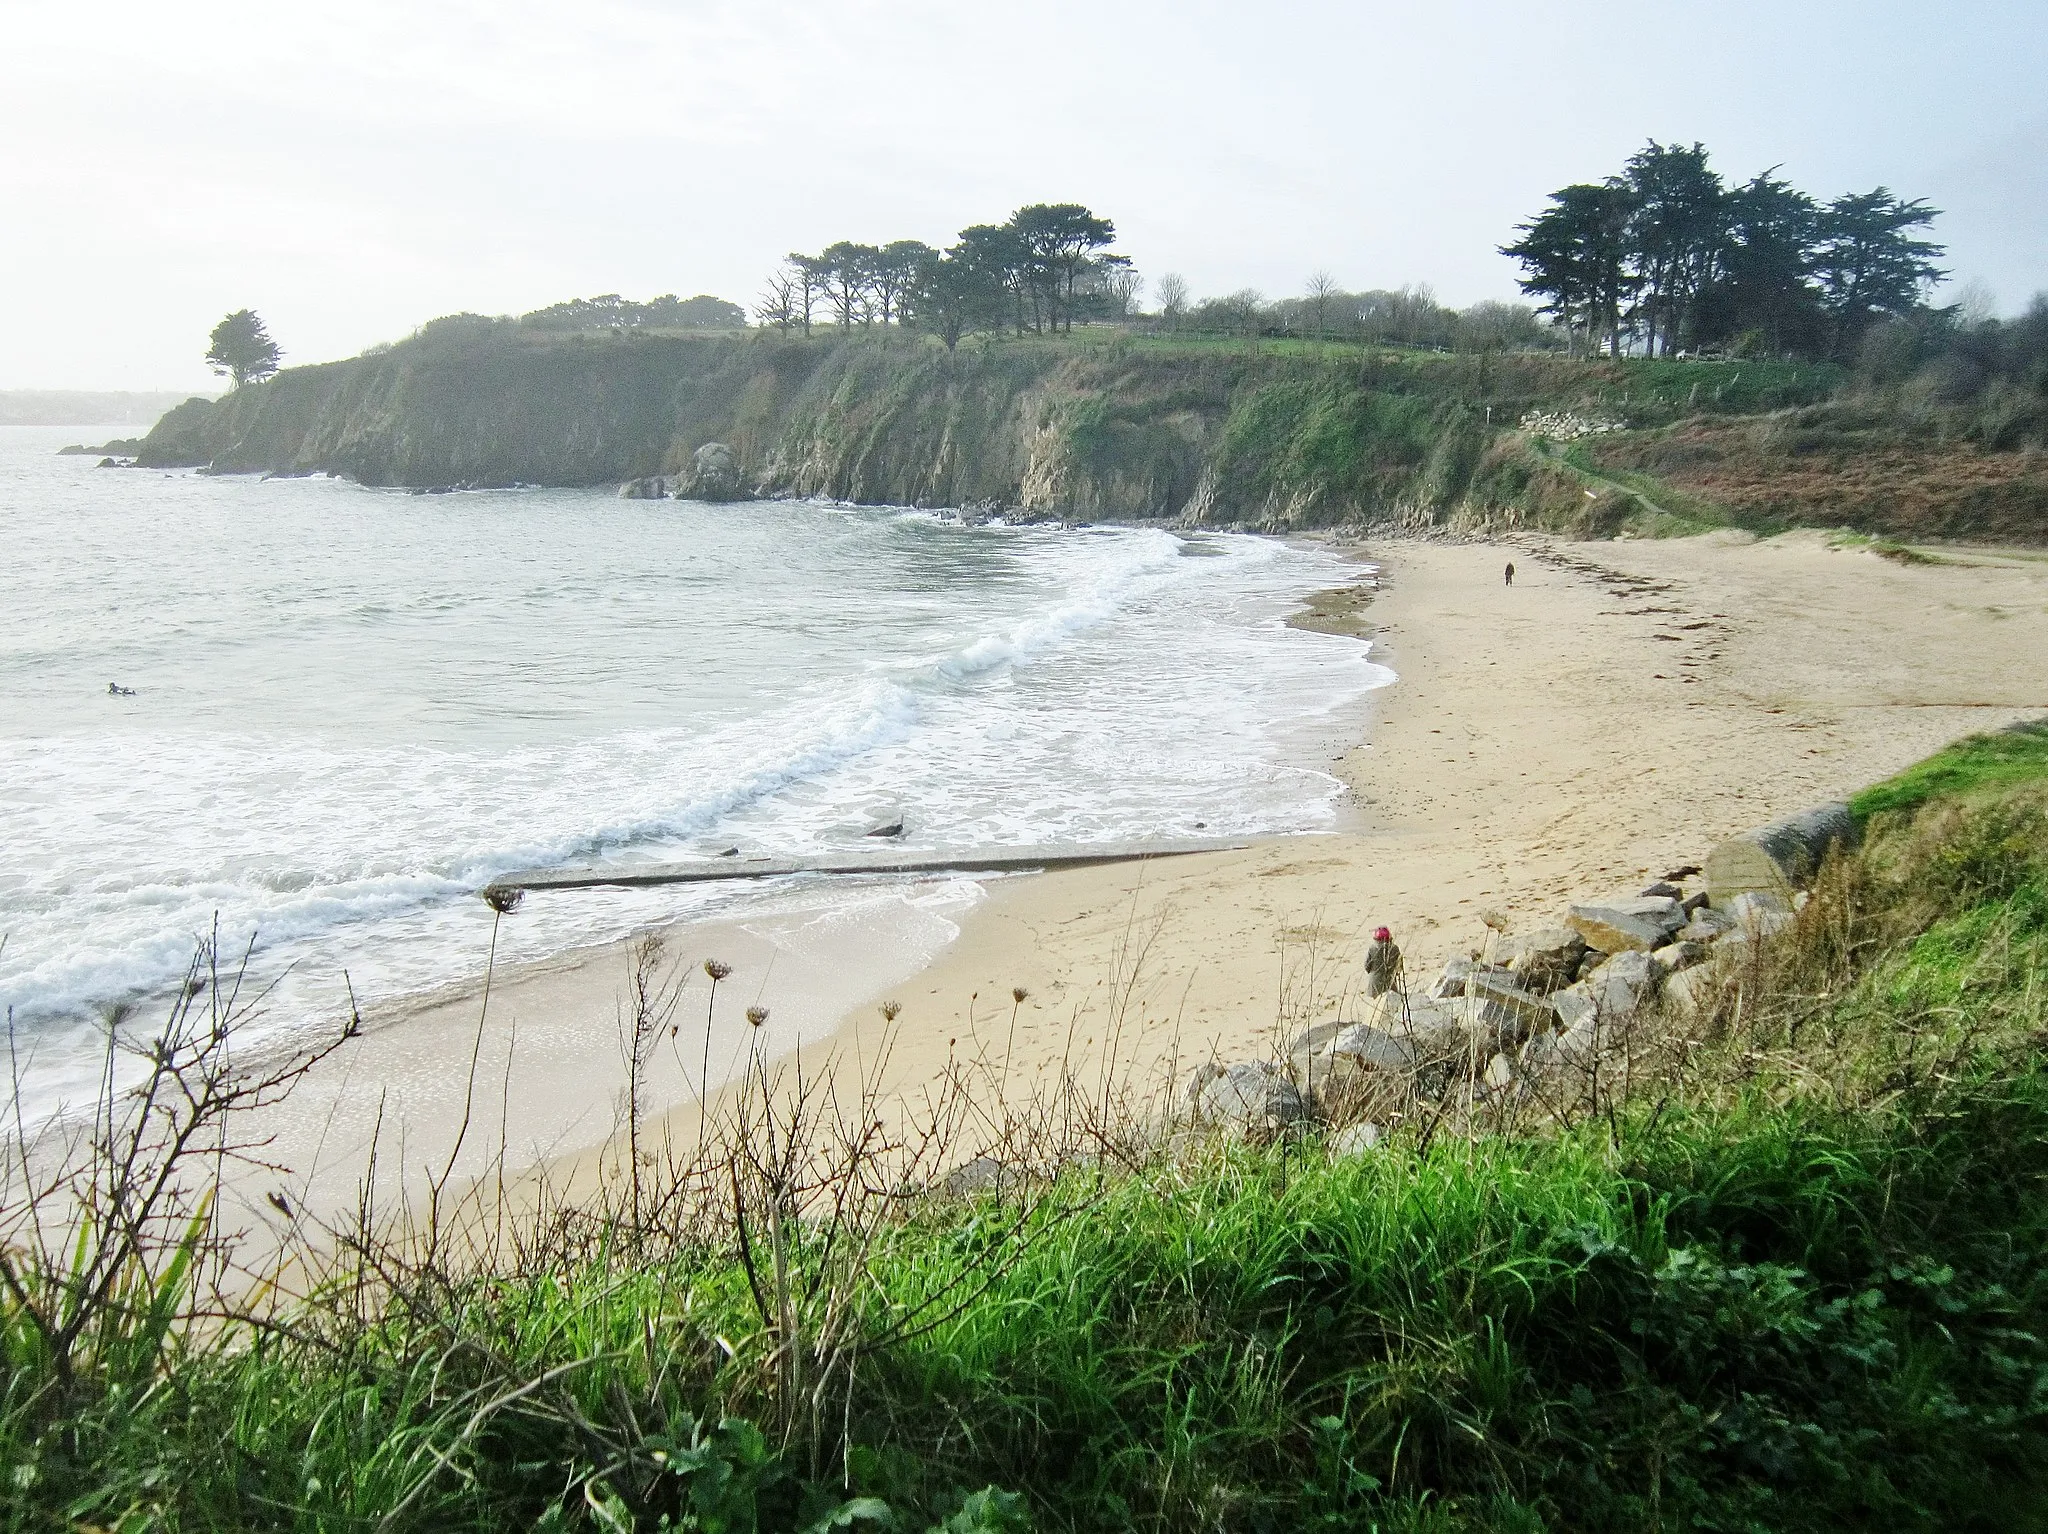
[0,424,1392,1112]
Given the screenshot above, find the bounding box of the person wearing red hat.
[1363,926,1402,998]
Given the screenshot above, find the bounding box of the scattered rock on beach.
[1662,963,1725,1019]
[1678,906,1736,942]
[1429,955,1515,999]
[1651,939,1708,973]
[1188,818,1817,1122]
[1287,1019,1349,1059]
[1551,987,1596,1035]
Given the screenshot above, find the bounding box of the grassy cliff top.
[130,327,2043,543]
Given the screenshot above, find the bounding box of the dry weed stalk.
[1,926,350,1396]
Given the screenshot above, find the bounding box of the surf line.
[485,838,1252,897]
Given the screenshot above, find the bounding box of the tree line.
[1503,141,1945,361]
[757,204,1137,348]
[1146,275,1550,352]
[518,293,747,331]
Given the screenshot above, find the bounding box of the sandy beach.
[245,529,2048,1218]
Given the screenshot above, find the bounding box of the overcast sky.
[4,0,2044,390]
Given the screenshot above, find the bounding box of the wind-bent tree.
[1008,203,1121,333]
[1811,189,1946,359]
[1508,146,1946,361]
[869,240,936,328]
[755,270,799,332]
[205,309,282,387]
[1620,141,1725,357]
[904,244,1007,349]
[954,223,1032,334]
[1696,170,1823,356]
[819,242,878,329]
[1502,183,1635,356]
[762,201,1127,345]
[769,255,830,337]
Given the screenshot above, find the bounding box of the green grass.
[1849,718,2048,824]
[8,733,2048,1532]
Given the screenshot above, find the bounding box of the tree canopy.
[204,310,282,387]
[1502,143,1945,360]
[519,293,746,330]
[760,204,1129,348]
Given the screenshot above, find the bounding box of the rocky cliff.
[137,329,1928,534]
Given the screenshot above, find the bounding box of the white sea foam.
[0,427,1391,1113]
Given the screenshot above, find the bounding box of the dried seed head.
[879,1001,902,1023]
[1011,986,1028,1005]
[745,1006,768,1028]
[1480,909,1508,933]
[704,959,733,982]
[483,885,525,915]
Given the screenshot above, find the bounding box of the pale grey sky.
[4,0,2043,389]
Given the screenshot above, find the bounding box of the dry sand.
[241,529,2048,1219]
[804,529,2048,1118]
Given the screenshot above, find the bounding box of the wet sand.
[231,529,2048,1225]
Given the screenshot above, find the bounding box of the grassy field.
[8,725,2048,1532]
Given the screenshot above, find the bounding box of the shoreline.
[214,526,2048,1224]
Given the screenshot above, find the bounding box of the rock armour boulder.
[1567,897,1685,954]
[1499,926,1588,993]
[1185,1061,1308,1126]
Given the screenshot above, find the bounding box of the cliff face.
[136,331,1908,534]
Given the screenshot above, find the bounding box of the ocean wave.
[0,490,1374,1070]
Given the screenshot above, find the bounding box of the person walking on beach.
[1504,561,1515,586]
[1363,926,1402,997]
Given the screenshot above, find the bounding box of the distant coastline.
[0,388,215,427]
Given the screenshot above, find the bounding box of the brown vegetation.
[1592,413,2048,541]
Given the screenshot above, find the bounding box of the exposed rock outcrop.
[674,441,745,502]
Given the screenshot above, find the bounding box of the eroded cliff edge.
[136,329,2047,539]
